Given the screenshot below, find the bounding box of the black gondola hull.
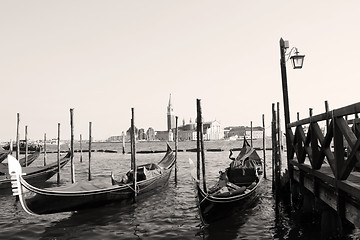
[23,167,173,214]
[194,177,261,224]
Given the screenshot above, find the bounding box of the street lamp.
[289,48,305,69]
[279,38,305,189]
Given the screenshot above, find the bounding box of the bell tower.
[167,94,175,131]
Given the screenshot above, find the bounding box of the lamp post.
[279,38,305,187]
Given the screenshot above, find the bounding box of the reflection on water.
[0,140,359,239]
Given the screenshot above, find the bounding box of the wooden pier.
[280,102,360,237]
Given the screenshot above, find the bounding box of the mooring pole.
[80,134,83,163]
[271,103,276,191]
[57,123,61,184]
[9,139,13,153]
[197,99,207,193]
[196,102,201,182]
[275,102,282,192]
[325,100,330,133]
[43,133,47,166]
[276,102,282,165]
[88,122,92,181]
[131,108,137,202]
[262,114,266,179]
[70,108,75,183]
[122,131,125,154]
[279,38,293,183]
[250,121,253,147]
[24,125,28,167]
[175,116,178,184]
[16,113,20,160]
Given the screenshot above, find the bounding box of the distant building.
[177,120,223,141]
[179,123,196,131]
[245,126,263,139]
[155,130,173,142]
[138,128,146,140]
[107,136,122,142]
[167,94,176,131]
[105,95,240,142]
[203,120,224,140]
[126,126,138,140]
[224,126,245,139]
[178,130,196,141]
[146,127,155,141]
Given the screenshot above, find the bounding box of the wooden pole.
[262,114,266,179]
[277,102,282,155]
[325,100,329,133]
[271,103,276,191]
[24,125,28,167]
[175,116,178,184]
[80,134,83,163]
[122,131,125,154]
[16,113,20,160]
[43,133,47,166]
[88,122,92,181]
[9,139,13,153]
[250,121,253,147]
[279,38,293,184]
[131,108,137,202]
[196,103,201,182]
[70,108,75,183]
[130,128,133,169]
[57,123,61,184]
[197,99,207,193]
[276,102,282,189]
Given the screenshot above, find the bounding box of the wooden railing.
[287,102,360,181]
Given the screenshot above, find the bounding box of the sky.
[1,1,360,142]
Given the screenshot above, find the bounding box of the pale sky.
[1,1,360,141]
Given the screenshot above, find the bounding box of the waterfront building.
[146,127,155,141]
[178,130,196,141]
[107,136,122,142]
[176,120,224,141]
[178,122,196,141]
[155,130,173,142]
[138,128,146,140]
[203,120,224,140]
[126,126,138,140]
[245,127,263,139]
[224,126,245,139]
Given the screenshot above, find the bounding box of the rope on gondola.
[123,183,137,193]
[199,193,210,205]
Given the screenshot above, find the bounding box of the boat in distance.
[9,144,176,215]
[190,138,263,224]
[0,151,71,190]
[3,140,41,153]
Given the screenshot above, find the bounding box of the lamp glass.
[290,55,305,69]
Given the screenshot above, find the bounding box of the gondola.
[8,144,176,215]
[190,138,263,224]
[0,147,40,165]
[1,151,71,190]
[17,148,41,167]
[0,149,41,175]
[0,149,12,163]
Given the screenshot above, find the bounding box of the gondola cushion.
[227,168,257,185]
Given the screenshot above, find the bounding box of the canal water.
[0,140,359,239]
